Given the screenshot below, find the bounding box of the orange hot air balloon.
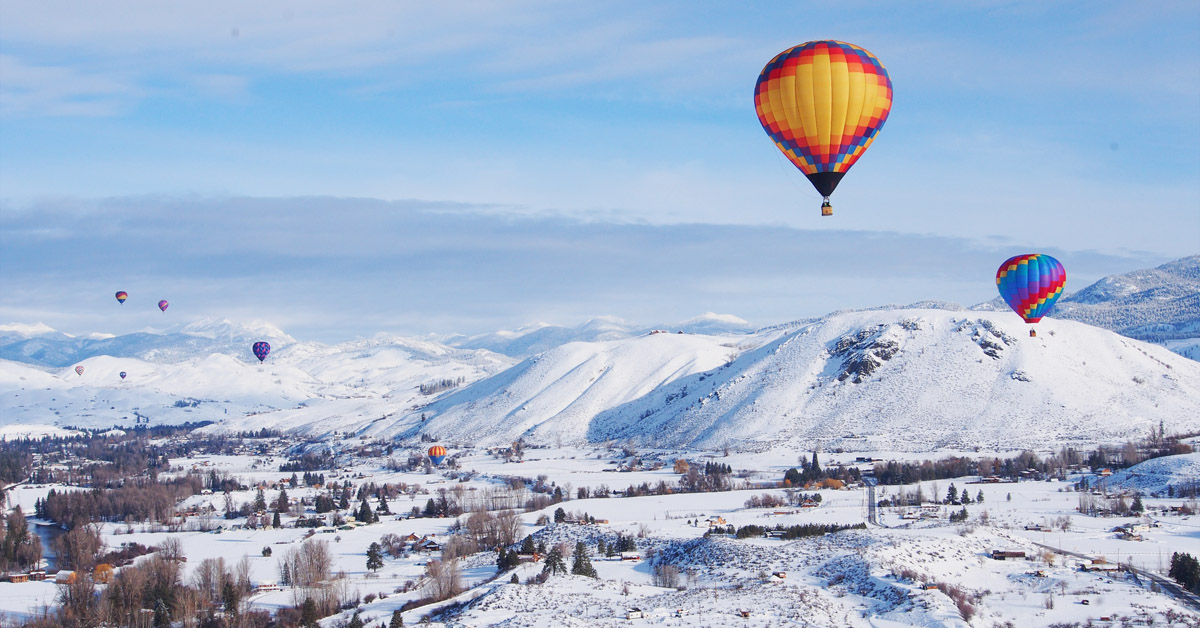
[428,446,447,465]
[755,41,893,216]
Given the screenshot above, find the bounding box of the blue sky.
[1,2,1197,341]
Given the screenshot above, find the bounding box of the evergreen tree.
[390,609,405,627]
[946,484,958,504]
[252,488,267,512]
[339,488,351,510]
[553,507,567,523]
[275,488,289,513]
[541,547,567,576]
[810,451,821,477]
[348,611,364,628]
[976,490,984,503]
[520,536,536,555]
[153,599,171,628]
[961,491,972,505]
[358,498,376,523]
[496,548,509,570]
[570,541,597,578]
[367,542,384,572]
[222,580,241,617]
[300,597,319,628]
[597,538,607,555]
[378,494,391,515]
[272,511,282,528]
[1131,494,1145,513]
[289,472,299,488]
[510,573,519,584]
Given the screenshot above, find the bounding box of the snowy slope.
[397,309,1200,452]
[975,255,1200,360]
[1101,452,1200,496]
[447,314,755,358]
[373,332,746,445]
[0,324,514,436]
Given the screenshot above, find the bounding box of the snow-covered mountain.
[0,325,514,434]
[0,317,296,367]
[446,313,755,358]
[386,309,1200,452]
[974,255,1200,360]
[1053,255,1200,360]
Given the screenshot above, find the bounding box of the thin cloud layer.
[0,196,1171,342]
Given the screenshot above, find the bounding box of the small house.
[625,608,644,619]
[991,550,1026,561]
[620,551,641,561]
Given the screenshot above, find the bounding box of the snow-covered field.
[2,446,1197,627]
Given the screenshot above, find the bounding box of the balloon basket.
[1029,329,1037,338]
[821,199,833,217]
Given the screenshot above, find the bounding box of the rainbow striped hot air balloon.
[996,254,1066,337]
[158,300,169,312]
[428,445,447,466]
[75,365,84,376]
[755,40,893,216]
[115,291,128,304]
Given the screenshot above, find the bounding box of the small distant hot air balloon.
[996,254,1066,337]
[119,371,127,380]
[158,300,169,312]
[75,365,84,376]
[428,445,447,466]
[115,291,128,304]
[252,342,271,363]
[755,40,893,216]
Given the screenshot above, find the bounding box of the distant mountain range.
[1,256,1196,452]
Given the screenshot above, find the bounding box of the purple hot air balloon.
[158,300,169,312]
[252,341,271,363]
[75,365,85,376]
[120,371,127,380]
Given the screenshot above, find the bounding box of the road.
[1032,542,1200,613]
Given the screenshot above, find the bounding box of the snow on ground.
[2,447,1198,626]
[1102,452,1200,496]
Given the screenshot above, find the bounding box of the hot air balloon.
[119,371,127,380]
[75,365,84,376]
[428,445,447,466]
[252,342,271,363]
[115,291,128,304]
[755,41,893,216]
[158,300,169,312]
[996,254,1066,337]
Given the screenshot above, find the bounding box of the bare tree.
[424,558,463,602]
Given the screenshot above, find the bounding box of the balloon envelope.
[75,365,84,376]
[115,291,128,304]
[996,254,1066,323]
[252,341,271,363]
[158,300,169,312]
[755,41,892,206]
[428,445,447,465]
[119,371,127,380]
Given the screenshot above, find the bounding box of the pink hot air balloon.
[158,300,169,312]
[75,365,84,376]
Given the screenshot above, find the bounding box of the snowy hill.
[0,317,297,367]
[394,309,1200,452]
[1101,452,1200,497]
[974,255,1200,360]
[447,313,755,358]
[0,325,514,436]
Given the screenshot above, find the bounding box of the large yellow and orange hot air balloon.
[428,445,447,466]
[755,41,893,216]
